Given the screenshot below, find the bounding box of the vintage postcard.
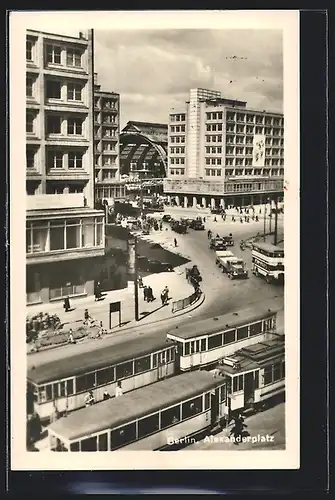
[10,10,300,470]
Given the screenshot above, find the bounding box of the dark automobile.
[137,256,173,273]
[171,222,187,234]
[162,214,172,222]
[190,220,205,230]
[221,235,235,246]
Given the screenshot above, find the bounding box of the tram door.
[244,372,255,409]
[210,388,220,425]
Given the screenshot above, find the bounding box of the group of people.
[143,285,155,302]
[84,382,123,407]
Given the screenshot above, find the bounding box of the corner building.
[26,29,105,306]
[94,74,122,202]
[164,88,284,208]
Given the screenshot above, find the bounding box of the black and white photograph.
[10,10,300,470]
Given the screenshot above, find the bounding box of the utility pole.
[263,201,267,241]
[269,199,272,234]
[273,195,279,246]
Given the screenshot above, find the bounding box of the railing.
[172,288,202,313]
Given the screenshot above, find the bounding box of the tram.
[47,371,228,452]
[251,242,284,284]
[27,334,176,423]
[167,307,278,372]
[213,334,285,416]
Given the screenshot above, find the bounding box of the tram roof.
[28,334,174,385]
[216,336,285,375]
[252,242,284,253]
[167,307,277,341]
[48,371,224,441]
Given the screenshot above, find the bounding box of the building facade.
[26,29,105,306]
[164,88,284,208]
[94,74,123,202]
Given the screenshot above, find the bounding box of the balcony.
[46,169,90,181]
[101,121,118,127]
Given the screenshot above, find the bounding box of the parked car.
[209,237,227,251]
[162,214,172,222]
[171,222,187,234]
[137,256,173,273]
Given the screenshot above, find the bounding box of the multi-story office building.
[94,74,122,202]
[26,29,105,306]
[164,88,284,208]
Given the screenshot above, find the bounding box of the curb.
[27,292,206,355]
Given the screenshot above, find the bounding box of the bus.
[27,334,176,423]
[214,334,285,416]
[251,242,284,284]
[47,371,227,452]
[167,307,278,372]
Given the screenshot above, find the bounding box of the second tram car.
[167,307,278,372]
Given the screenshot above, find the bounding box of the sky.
[26,25,283,129]
[94,29,283,129]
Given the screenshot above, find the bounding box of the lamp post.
[273,194,279,246]
[263,201,267,241]
[269,199,272,234]
[128,236,139,321]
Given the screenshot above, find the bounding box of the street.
[27,207,284,368]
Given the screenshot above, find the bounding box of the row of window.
[206,112,223,121]
[226,136,284,147]
[95,186,126,199]
[95,127,117,138]
[252,260,285,272]
[60,388,226,451]
[26,218,104,255]
[170,147,185,154]
[27,148,86,171]
[169,169,185,176]
[263,361,285,385]
[206,123,223,132]
[226,126,283,136]
[27,39,85,69]
[170,125,186,133]
[225,168,284,176]
[226,112,283,127]
[232,370,260,393]
[178,319,275,356]
[26,183,85,196]
[27,113,87,137]
[170,158,185,165]
[170,114,186,122]
[27,76,86,103]
[94,98,118,109]
[36,348,175,403]
[206,147,222,154]
[225,181,283,192]
[205,169,222,177]
[170,136,185,143]
[206,135,223,143]
[94,113,117,124]
[206,158,222,166]
[225,158,284,167]
[252,248,284,259]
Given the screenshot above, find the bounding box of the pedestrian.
[240,217,243,223]
[160,291,166,306]
[160,222,163,231]
[95,281,102,301]
[163,285,169,300]
[138,276,143,288]
[244,215,247,222]
[85,391,95,407]
[68,328,75,344]
[147,286,154,302]
[214,216,217,222]
[103,390,111,401]
[255,215,259,222]
[99,320,106,335]
[174,238,178,247]
[259,208,262,214]
[115,381,123,398]
[63,296,71,312]
[232,215,235,222]
[207,229,212,239]
[203,217,206,223]
[143,286,148,302]
[83,308,90,325]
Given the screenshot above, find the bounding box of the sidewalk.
[27,267,203,354]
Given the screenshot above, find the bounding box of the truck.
[221,257,249,279]
[215,250,235,267]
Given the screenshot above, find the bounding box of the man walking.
[174,237,178,247]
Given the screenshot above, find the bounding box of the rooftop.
[252,242,284,253]
[28,334,174,384]
[167,306,277,341]
[48,370,224,441]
